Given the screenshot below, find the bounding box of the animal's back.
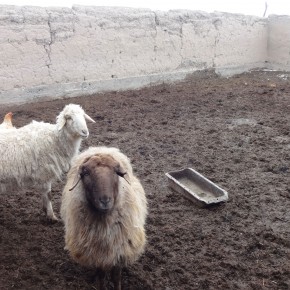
[0,121,67,189]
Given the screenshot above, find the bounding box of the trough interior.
[170,169,224,200]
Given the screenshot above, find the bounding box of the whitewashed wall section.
[0,5,288,105]
[267,15,290,70]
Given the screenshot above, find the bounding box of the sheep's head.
[70,154,128,213]
[56,104,95,139]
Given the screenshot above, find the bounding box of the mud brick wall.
[0,5,289,105]
[267,15,290,70]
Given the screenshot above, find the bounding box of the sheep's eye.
[81,169,90,177]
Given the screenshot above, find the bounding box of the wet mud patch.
[1,70,290,289]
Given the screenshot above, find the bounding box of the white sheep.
[0,104,95,221]
[61,146,147,290]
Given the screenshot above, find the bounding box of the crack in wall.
[43,43,52,69]
[212,19,222,68]
[152,11,159,71]
[44,10,55,71]
[71,9,77,34]
[42,10,57,81]
[179,23,184,63]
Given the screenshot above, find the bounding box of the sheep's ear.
[115,165,130,185]
[58,114,72,130]
[84,113,96,123]
[58,117,66,130]
[69,175,81,191]
[69,171,82,191]
[69,162,89,191]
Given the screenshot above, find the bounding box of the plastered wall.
[0,5,288,105]
[267,15,290,70]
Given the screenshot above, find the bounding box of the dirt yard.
[0,70,290,290]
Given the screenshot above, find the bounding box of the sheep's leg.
[111,266,121,290]
[94,268,106,290]
[42,183,58,221]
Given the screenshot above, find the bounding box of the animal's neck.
[58,129,82,158]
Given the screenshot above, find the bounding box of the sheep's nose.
[81,129,88,136]
[99,197,111,207]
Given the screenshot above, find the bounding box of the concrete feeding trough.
[165,168,228,206]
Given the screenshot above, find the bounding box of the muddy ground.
[0,70,290,290]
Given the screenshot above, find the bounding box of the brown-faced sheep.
[61,146,147,290]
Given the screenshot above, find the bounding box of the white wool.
[0,104,94,220]
[0,122,75,187]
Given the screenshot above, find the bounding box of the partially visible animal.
[0,112,14,130]
[0,104,95,221]
[61,147,147,290]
